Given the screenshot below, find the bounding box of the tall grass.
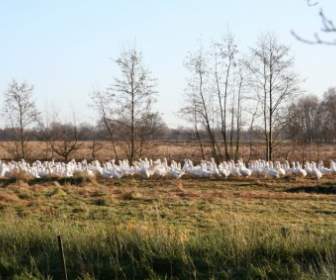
[0,218,335,279]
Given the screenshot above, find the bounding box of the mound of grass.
[45,187,68,197]
[9,170,34,182]
[121,190,143,200]
[91,197,108,206]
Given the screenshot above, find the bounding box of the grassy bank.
[0,177,335,279]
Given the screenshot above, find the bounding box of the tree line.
[286,88,336,144]
[1,33,334,162]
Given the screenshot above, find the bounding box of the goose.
[330,160,336,174]
[312,168,322,180]
[238,161,252,177]
[138,165,155,178]
[218,163,231,178]
[170,168,185,179]
[293,162,307,177]
[311,163,323,180]
[0,158,331,180]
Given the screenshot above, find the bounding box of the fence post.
[57,235,68,280]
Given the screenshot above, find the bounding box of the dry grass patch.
[120,190,144,200]
[8,170,33,181]
[0,192,21,203]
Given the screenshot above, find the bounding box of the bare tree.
[92,48,158,163]
[3,80,40,159]
[246,103,260,161]
[137,112,167,157]
[36,120,53,160]
[49,115,81,162]
[234,68,244,159]
[112,48,158,163]
[212,34,238,160]
[180,94,206,160]
[90,135,104,160]
[36,108,59,160]
[91,91,119,160]
[247,34,302,160]
[183,47,221,161]
[292,1,336,45]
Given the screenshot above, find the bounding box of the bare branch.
[292,1,336,45]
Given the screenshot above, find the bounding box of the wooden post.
[57,235,68,280]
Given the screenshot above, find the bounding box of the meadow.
[0,175,335,279]
[0,0,335,278]
[1,140,336,162]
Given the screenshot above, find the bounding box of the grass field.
[1,140,336,162]
[0,175,335,279]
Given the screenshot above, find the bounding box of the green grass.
[0,176,335,279]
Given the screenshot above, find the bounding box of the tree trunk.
[130,61,136,164]
[198,71,219,162]
[268,53,273,161]
[193,106,205,160]
[130,97,135,164]
[235,76,243,160]
[222,61,232,160]
[262,58,269,161]
[229,95,235,157]
[214,68,225,160]
[20,127,25,159]
[19,101,25,159]
[103,117,119,161]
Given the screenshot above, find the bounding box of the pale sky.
[0,0,335,127]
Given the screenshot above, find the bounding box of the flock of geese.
[0,158,335,180]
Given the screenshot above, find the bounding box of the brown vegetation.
[0,140,334,162]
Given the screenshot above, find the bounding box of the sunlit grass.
[0,176,335,279]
